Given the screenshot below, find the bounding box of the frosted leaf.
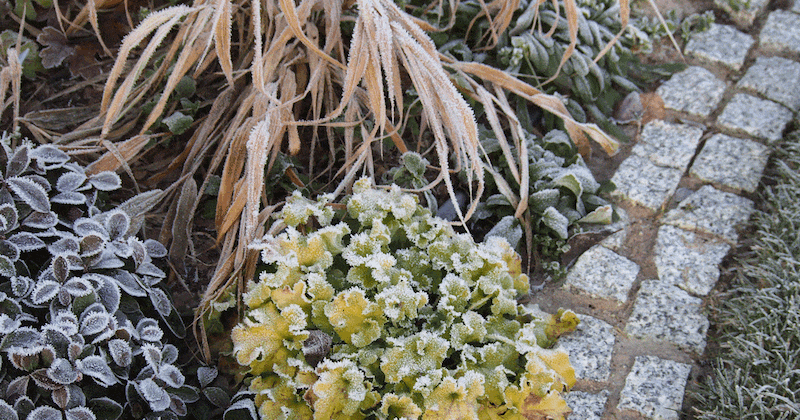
[375,280,428,323]
[47,358,79,384]
[31,368,62,390]
[77,355,117,387]
[79,234,104,257]
[157,364,185,388]
[93,275,120,314]
[26,406,61,420]
[63,278,93,297]
[0,400,18,420]
[542,207,569,240]
[162,344,179,364]
[129,238,147,266]
[87,397,122,420]
[144,239,167,258]
[88,172,122,191]
[104,211,129,240]
[22,211,58,229]
[197,366,218,388]
[92,251,124,269]
[56,171,87,193]
[149,288,172,317]
[0,255,14,277]
[65,407,96,420]
[170,394,188,416]
[52,254,70,283]
[137,318,164,342]
[51,192,86,205]
[279,190,334,227]
[0,203,18,231]
[108,339,132,367]
[141,344,162,373]
[110,270,146,297]
[27,175,52,192]
[6,145,30,177]
[73,219,108,239]
[0,313,21,334]
[7,176,49,213]
[203,387,230,408]
[30,144,69,167]
[49,237,80,256]
[137,262,165,279]
[7,376,30,402]
[31,279,60,304]
[137,378,171,411]
[80,311,110,336]
[10,275,33,298]
[8,232,45,251]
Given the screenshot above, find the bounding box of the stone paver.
[716,93,793,142]
[654,225,731,296]
[760,10,800,55]
[558,315,615,382]
[794,0,800,14]
[684,23,754,70]
[611,155,684,210]
[564,245,640,303]
[662,185,755,243]
[690,133,769,193]
[631,121,704,170]
[565,390,610,420]
[738,56,800,111]
[656,66,726,117]
[625,280,710,353]
[714,0,769,28]
[617,356,692,420]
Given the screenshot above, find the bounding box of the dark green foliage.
[0,134,229,420]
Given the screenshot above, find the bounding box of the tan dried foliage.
[35,0,631,360]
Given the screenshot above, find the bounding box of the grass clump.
[693,131,800,419]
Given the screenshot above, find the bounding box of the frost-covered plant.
[0,135,207,420]
[230,178,579,419]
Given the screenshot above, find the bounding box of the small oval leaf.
[7,176,49,213]
[88,172,122,191]
[32,279,60,305]
[57,171,88,192]
[8,232,45,252]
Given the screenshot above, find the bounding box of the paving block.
[617,355,692,420]
[714,0,769,28]
[565,245,640,303]
[631,121,704,170]
[738,56,800,111]
[565,390,610,420]
[661,185,754,243]
[684,23,754,70]
[760,10,800,55]
[611,155,684,210]
[794,0,800,13]
[656,66,726,117]
[557,315,615,382]
[654,225,731,296]
[690,133,769,193]
[625,280,710,353]
[717,93,792,142]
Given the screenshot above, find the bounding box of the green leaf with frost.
[542,207,569,240]
[577,204,613,224]
[162,111,193,135]
[324,289,385,348]
[310,359,377,419]
[381,332,449,384]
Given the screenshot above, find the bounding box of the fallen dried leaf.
[37,26,74,69]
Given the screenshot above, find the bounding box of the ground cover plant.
[228,178,579,419]
[693,131,800,419]
[0,135,232,420]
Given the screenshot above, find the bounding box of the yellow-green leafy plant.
[229,178,579,419]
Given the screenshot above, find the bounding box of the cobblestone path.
[527,1,800,418]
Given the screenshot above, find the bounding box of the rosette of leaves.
[228,178,579,419]
[474,128,614,280]
[0,136,221,420]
